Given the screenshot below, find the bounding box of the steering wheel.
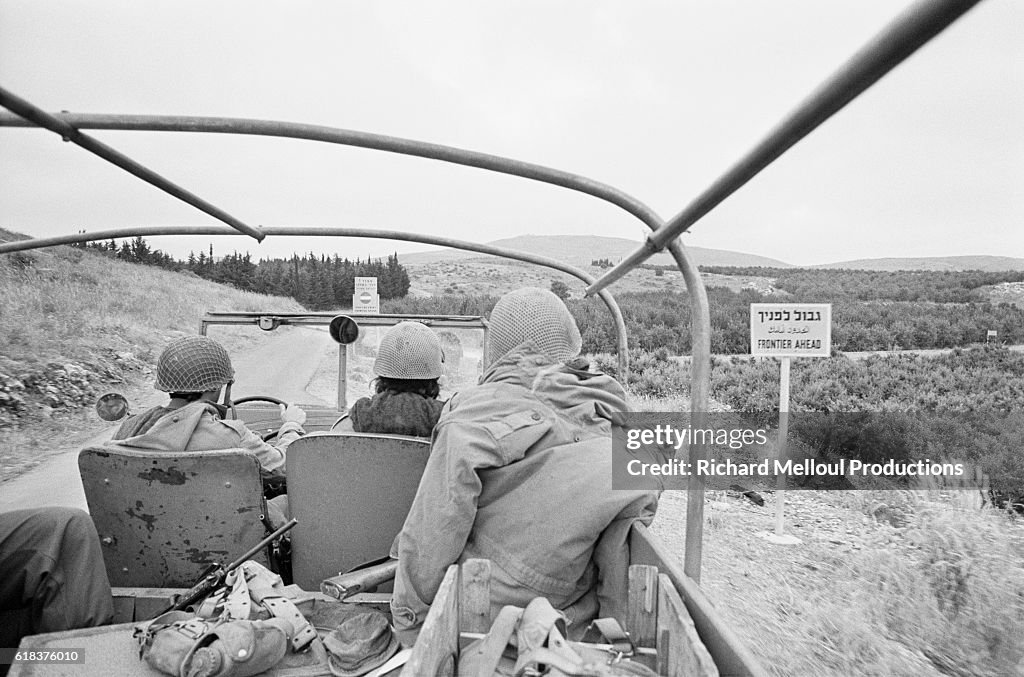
[230,395,287,441]
[233,395,287,407]
[230,395,292,500]
[330,412,352,431]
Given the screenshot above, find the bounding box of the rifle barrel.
[154,518,299,618]
[228,518,298,571]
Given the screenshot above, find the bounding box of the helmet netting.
[155,336,235,393]
[487,288,582,366]
[374,321,444,379]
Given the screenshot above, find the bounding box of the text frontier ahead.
[750,303,832,357]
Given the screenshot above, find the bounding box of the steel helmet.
[486,287,582,366]
[374,322,444,380]
[154,336,235,393]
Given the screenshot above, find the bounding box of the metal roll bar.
[0,224,630,377]
[0,0,982,591]
[586,0,983,296]
[0,111,665,231]
[0,87,264,242]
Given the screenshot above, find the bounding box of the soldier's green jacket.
[390,344,659,644]
[109,400,303,479]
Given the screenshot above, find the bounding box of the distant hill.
[400,235,792,269]
[813,255,1024,272]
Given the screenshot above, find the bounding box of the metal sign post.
[772,357,798,543]
[750,303,832,545]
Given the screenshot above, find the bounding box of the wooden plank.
[111,587,186,622]
[111,596,135,625]
[402,565,459,677]
[657,573,719,677]
[459,558,492,635]
[630,523,769,677]
[627,564,659,670]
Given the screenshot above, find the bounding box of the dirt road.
[0,326,336,513]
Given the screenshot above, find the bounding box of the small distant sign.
[987,330,998,338]
[751,303,831,357]
[354,277,377,294]
[352,277,379,314]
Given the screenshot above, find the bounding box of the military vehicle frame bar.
[0,87,264,242]
[0,224,628,385]
[0,112,712,584]
[200,312,486,333]
[201,312,491,410]
[586,0,983,296]
[2,0,981,582]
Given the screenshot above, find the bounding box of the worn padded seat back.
[286,432,431,589]
[79,445,269,588]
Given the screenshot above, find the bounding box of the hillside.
[401,236,1024,274]
[0,230,305,437]
[400,235,792,269]
[399,235,788,297]
[814,255,1024,272]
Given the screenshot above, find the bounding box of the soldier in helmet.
[110,335,307,488]
[390,288,658,644]
[335,321,446,437]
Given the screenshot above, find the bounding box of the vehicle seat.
[285,432,430,589]
[79,445,270,588]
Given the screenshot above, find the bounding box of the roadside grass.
[0,242,304,370]
[653,482,1024,677]
[820,491,1024,676]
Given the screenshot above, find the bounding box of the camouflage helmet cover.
[374,321,444,380]
[486,287,582,366]
[155,336,235,393]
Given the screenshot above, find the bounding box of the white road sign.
[352,277,380,313]
[750,303,831,357]
[354,277,377,294]
[352,293,380,314]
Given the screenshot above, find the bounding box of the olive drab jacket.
[109,400,304,478]
[390,344,659,643]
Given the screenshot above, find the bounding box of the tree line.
[73,237,410,310]
[388,286,1024,355]
[700,266,1024,303]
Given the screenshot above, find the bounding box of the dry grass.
[0,241,307,478]
[0,244,305,371]
[653,483,1024,677]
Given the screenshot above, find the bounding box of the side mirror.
[95,392,130,422]
[258,316,281,331]
[329,315,360,345]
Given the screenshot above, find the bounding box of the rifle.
[155,518,298,617]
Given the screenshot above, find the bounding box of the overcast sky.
[1,1,1021,266]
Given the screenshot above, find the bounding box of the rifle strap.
[242,561,318,652]
[581,618,634,658]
